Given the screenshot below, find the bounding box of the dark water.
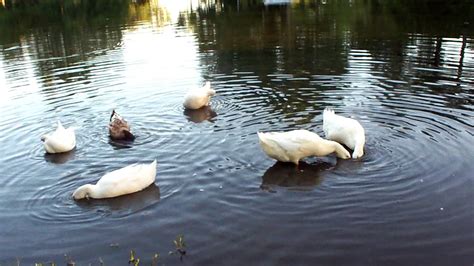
[0,0,473,265]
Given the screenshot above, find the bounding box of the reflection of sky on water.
[0,46,41,104]
[122,25,201,94]
[0,54,7,103]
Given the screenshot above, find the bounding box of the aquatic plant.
[151,253,160,266]
[65,254,75,266]
[169,234,186,260]
[34,262,57,266]
[128,250,140,266]
[8,239,178,265]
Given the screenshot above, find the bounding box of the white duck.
[73,160,157,200]
[323,108,365,159]
[257,130,350,165]
[41,121,76,154]
[183,81,216,109]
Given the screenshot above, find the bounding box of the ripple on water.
[189,71,473,211]
[1,28,474,264]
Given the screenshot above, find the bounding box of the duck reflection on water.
[108,138,134,149]
[43,149,76,164]
[260,161,334,192]
[183,105,217,123]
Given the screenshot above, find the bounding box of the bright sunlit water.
[0,0,473,265]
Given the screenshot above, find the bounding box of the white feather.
[257,130,350,165]
[42,121,76,154]
[183,81,216,109]
[73,160,157,200]
[323,108,365,158]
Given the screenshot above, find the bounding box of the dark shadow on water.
[183,106,217,123]
[75,184,160,213]
[108,138,134,149]
[260,161,334,192]
[43,149,76,164]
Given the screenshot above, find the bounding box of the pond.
[0,0,473,265]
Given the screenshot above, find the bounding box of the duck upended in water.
[183,81,216,110]
[323,108,365,159]
[73,160,157,200]
[257,130,350,165]
[109,110,135,141]
[41,121,76,154]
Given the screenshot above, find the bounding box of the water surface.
[0,0,473,265]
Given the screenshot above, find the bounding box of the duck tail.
[257,132,268,142]
[324,107,335,115]
[323,108,335,120]
[204,81,215,96]
[110,109,116,122]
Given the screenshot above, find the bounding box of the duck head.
[204,81,216,96]
[72,184,95,200]
[352,135,365,159]
[333,142,351,159]
[352,146,364,159]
